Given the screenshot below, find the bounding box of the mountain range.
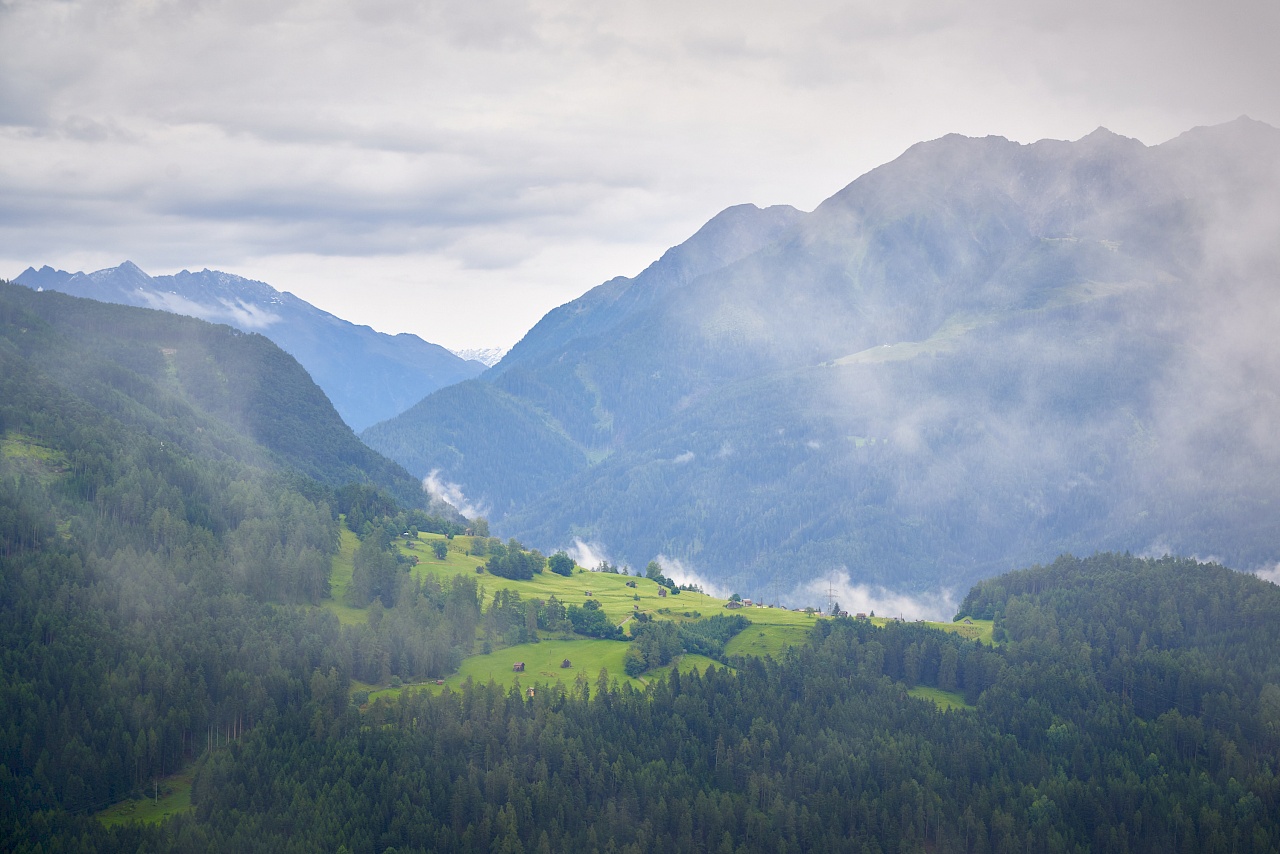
[362,117,1280,600]
[13,262,484,431]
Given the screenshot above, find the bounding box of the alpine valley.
[5,120,1280,853]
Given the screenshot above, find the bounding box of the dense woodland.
[5,284,1280,851]
[8,542,1280,850]
[0,283,468,840]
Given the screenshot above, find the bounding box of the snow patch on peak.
[451,346,508,367]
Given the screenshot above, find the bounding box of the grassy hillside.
[325,526,988,699]
[321,525,365,626]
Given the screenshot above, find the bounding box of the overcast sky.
[2,0,1277,350]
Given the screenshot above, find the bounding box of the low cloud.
[568,538,612,571]
[422,469,488,519]
[673,450,695,464]
[1253,563,1280,586]
[794,568,959,621]
[655,555,727,598]
[139,290,282,330]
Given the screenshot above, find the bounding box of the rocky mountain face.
[367,118,1277,596]
[14,263,484,431]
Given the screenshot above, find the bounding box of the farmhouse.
[724,600,743,610]
[512,662,525,672]
[658,588,667,598]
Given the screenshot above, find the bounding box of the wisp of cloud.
[655,555,727,598]
[422,469,488,519]
[567,538,612,571]
[795,568,959,621]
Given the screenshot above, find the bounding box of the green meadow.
[936,617,995,645]
[96,768,195,827]
[320,525,365,626]
[724,621,816,659]
[325,527,990,698]
[404,533,730,626]
[364,637,726,702]
[907,685,975,711]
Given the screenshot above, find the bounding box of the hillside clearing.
[96,767,195,827]
[908,685,974,711]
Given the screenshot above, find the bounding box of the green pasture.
[97,768,194,827]
[331,526,996,704]
[908,685,974,711]
[321,526,366,626]
[936,618,995,645]
[404,533,730,625]
[364,637,724,702]
[725,621,816,659]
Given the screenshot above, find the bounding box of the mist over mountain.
[363,117,1280,600]
[0,280,446,511]
[13,263,484,431]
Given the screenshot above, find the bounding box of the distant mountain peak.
[450,346,509,367]
[1076,126,1146,151]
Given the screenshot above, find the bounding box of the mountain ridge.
[0,279,448,511]
[13,262,484,431]
[363,118,1280,597]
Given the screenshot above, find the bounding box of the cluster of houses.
[724,597,781,610]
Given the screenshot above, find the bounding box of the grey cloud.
[796,569,959,622]
[2,0,1276,350]
[136,290,283,330]
[423,469,489,519]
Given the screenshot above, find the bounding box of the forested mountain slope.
[14,263,484,431]
[0,281,435,506]
[363,118,1280,595]
[24,553,1280,852]
[0,281,476,830]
